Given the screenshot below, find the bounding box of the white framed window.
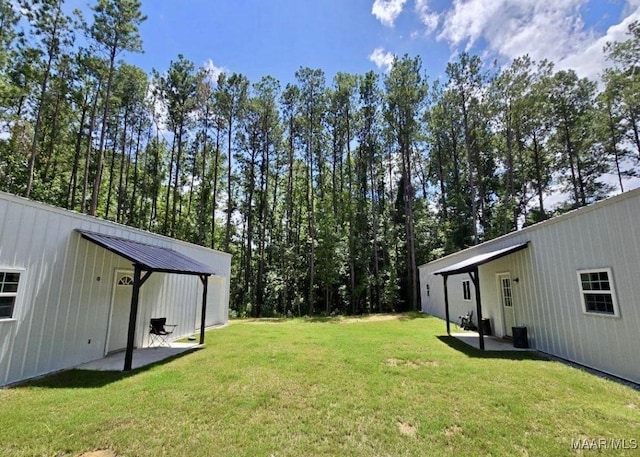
[0,270,22,319]
[577,268,619,317]
[462,280,471,301]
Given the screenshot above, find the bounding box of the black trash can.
[512,326,528,348]
[481,318,492,336]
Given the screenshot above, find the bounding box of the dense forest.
[1,0,639,317]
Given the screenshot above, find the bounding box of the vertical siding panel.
[620,199,640,352]
[33,213,64,373]
[553,222,574,358]
[52,228,81,370]
[518,248,536,347]
[24,208,60,377]
[69,239,95,364]
[45,227,73,373]
[531,232,552,353]
[15,206,40,380]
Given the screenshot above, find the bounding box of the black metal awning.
[76,229,216,275]
[434,242,529,276]
[433,241,529,350]
[76,229,214,371]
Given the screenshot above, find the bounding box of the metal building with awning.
[420,188,640,385]
[0,191,231,387]
[433,242,529,350]
[76,229,216,371]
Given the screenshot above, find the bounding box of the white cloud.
[439,0,587,57]
[559,10,640,80]
[203,59,227,84]
[372,0,407,27]
[435,0,640,80]
[415,0,439,34]
[369,47,396,72]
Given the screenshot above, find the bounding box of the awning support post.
[469,267,484,350]
[199,274,208,345]
[443,274,450,335]
[124,265,142,371]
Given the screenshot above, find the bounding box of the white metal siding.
[0,192,231,386]
[419,188,640,384]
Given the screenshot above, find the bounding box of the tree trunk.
[25,14,60,198]
[90,45,118,216]
[82,81,102,213]
[224,115,233,251]
[211,124,221,249]
[67,89,90,209]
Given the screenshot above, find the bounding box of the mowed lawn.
[1,315,639,457]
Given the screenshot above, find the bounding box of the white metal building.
[0,192,231,386]
[419,187,640,384]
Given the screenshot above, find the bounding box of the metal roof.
[76,229,216,276]
[433,242,529,276]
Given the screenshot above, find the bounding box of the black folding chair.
[149,317,177,348]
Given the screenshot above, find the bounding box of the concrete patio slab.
[451,332,536,352]
[76,342,201,371]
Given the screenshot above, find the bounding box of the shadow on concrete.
[437,335,543,361]
[12,346,202,389]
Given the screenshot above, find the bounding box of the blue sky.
[122,0,640,85]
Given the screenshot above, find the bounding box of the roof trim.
[433,242,529,276]
[76,229,216,276]
[0,191,232,259]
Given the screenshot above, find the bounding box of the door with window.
[106,270,134,354]
[498,273,515,337]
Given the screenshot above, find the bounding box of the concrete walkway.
[451,332,535,352]
[76,342,201,371]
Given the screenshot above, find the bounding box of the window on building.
[462,280,471,301]
[577,269,619,316]
[0,271,21,319]
[426,284,430,297]
[118,275,134,286]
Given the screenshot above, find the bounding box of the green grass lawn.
[1,314,639,456]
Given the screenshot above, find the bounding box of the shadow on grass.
[437,335,544,361]
[12,349,200,389]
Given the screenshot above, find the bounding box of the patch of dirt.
[444,424,463,437]
[397,421,417,437]
[385,358,439,368]
[627,403,637,409]
[241,318,288,324]
[78,451,118,457]
[386,358,400,366]
[348,314,402,322]
[236,314,412,324]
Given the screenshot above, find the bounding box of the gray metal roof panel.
[76,229,216,275]
[433,242,529,276]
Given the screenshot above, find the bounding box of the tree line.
[1,0,639,317]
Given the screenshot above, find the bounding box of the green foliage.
[90,0,145,56]
[0,3,638,316]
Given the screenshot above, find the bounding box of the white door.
[106,270,135,353]
[498,273,515,337]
